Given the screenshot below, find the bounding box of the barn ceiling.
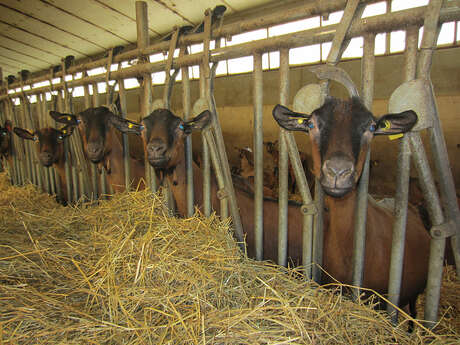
[0,0,284,79]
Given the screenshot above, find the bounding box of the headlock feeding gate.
[0,0,459,329]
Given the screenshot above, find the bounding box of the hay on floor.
[0,173,458,344]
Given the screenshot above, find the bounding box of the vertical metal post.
[89,83,99,199]
[180,48,194,217]
[136,0,156,192]
[200,67,211,216]
[278,48,290,267]
[386,26,418,323]
[352,32,375,298]
[253,52,264,261]
[410,133,446,326]
[61,70,79,202]
[36,92,51,194]
[117,74,131,190]
[201,10,244,242]
[57,91,73,203]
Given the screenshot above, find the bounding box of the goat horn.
[309,65,359,98]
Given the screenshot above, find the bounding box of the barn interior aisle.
[0,0,459,343]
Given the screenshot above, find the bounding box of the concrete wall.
[72,46,460,195]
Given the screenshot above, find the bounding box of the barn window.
[189,66,200,79]
[321,11,343,26]
[52,78,60,85]
[97,83,107,93]
[228,56,253,74]
[375,33,386,55]
[457,21,460,41]
[29,95,37,103]
[190,43,203,54]
[226,29,267,46]
[342,37,363,58]
[214,60,228,76]
[152,71,166,84]
[289,44,320,65]
[437,21,455,45]
[362,1,387,18]
[74,72,83,79]
[8,89,15,94]
[32,81,50,88]
[268,17,320,37]
[150,53,164,63]
[88,67,105,76]
[72,86,84,98]
[65,75,73,82]
[390,30,406,52]
[45,92,52,101]
[22,85,31,91]
[391,0,429,12]
[269,51,280,69]
[124,78,139,90]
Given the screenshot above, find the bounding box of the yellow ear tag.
[62,129,67,134]
[297,119,304,124]
[383,120,391,130]
[67,116,71,121]
[128,123,133,129]
[388,133,403,140]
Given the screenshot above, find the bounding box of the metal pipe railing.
[180,47,194,218]
[277,48,290,267]
[386,26,418,324]
[2,0,387,91]
[4,5,460,101]
[253,52,264,261]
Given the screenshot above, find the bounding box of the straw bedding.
[0,173,458,344]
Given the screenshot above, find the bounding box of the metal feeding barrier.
[0,0,459,329]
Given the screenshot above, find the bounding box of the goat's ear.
[58,125,75,139]
[14,127,36,141]
[49,111,79,126]
[183,110,211,134]
[109,114,144,134]
[272,104,312,132]
[4,120,12,132]
[374,110,418,135]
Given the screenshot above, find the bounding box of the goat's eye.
[58,135,63,140]
[369,124,376,132]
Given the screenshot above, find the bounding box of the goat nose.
[41,152,52,159]
[148,141,167,155]
[323,158,354,178]
[87,144,100,154]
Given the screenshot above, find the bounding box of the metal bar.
[253,52,264,261]
[5,6,460,100]
[117,74,131,191]
[163,27,179,110]
[278,48,290,267]
[3,0,390,91]
[283,132,315,278]
[180,47,194,218]
[352,32,375,297]
[61,61,80,203]
[36,92,51,194]
[410,133,446,327]
[327,0,361,65]
[90,83,99,200]
[200,62,211,217]
[312,177,325,282]
[137,1,156,193]
[386,25,418,324]
[44,93,57,196]
[57,91,73,204]
[418,0,460,277]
